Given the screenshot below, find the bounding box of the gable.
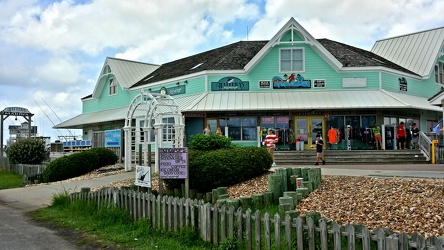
[92,57,159,99]
[372,27,444,77]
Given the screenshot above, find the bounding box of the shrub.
[43,150,100,182]
[89,147,118,167]
[164,147,272,192]
[187,134,234,150]
[5,138,46,164]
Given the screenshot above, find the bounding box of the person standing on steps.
[411,123,420,149]
[372,124,382,150]
[264,128,278,167]
[312,134,325,165]
[397,121,406,149]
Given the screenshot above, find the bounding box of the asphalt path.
[1,164,444,249]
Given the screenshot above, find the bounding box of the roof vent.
[190,62,204,70]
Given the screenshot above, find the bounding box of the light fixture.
[15,116,17,121]
[148,88,152,91]
[284,74,288,78]
[184,80,188,84]
[176,82,180,85]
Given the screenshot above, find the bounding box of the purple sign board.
[159,147,188,179]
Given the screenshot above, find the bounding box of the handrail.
[418,131,432,161]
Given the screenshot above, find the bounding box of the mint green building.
[55,18,444,154]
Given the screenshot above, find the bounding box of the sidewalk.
[0,171,135,212]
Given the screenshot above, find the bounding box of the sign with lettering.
[272,74,311,89]
[314,79,325,88]
[151,85,186,96]
[105,129,121,147]
[159,147,188,179]
[1,107,33,116]
[211,77,249,91]
[399,77,407,91]
[259,80,271,88]
[135,165,151,188]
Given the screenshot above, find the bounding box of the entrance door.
[205,118,218,135]
[295,116,324,150]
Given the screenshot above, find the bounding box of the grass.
[30,192,214,250]
[0,169,23,189]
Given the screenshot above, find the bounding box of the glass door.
[205,118,218,135]
[295,116,324,150]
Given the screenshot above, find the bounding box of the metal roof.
[54,94,201,129]
[106,57,160,89]
[183,90,442,112]
[371,27,444,77]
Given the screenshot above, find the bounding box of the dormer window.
[436,62,444,84]
[109,78,117,95]
[280,48,304,72]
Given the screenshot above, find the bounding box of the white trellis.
[123,91,184,172]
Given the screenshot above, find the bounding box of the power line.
[33,100,64,138]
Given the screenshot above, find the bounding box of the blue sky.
[1,0,444,145]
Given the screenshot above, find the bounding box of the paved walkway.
[0,164,443,249]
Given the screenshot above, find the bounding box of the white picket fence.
[71,187,444,250]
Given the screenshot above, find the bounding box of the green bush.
[187,134,234,150]
[43,150,100,182]
[164,147,272,192]
[89,147,118,167]
[5,138,46,164]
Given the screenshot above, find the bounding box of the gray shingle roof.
[317,39,419,76]
[132,39,419,90]
[132,41,268,88]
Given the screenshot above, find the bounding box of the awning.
[183,90,443,112]
[54,94,202,129]
[56,90,442,129]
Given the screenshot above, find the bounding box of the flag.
[433,124,440,136]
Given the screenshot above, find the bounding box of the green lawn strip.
[0,169,23,189]
[29,196,213,250]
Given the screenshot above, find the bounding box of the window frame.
[109,78,118,95]
[435,61,444,84]
[279,47,305,73]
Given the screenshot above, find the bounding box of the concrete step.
[273,149,428,165]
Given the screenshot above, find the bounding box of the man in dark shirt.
[313,134,325,165]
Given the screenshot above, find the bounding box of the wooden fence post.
[254,210,261,250]
[274,213,281,250]
[264,212,271,250]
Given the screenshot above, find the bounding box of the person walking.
[313,134,325,165]
[264,128,278,167]
[411,123,420,149]
[397,121,406,149]
[372,124,382,150]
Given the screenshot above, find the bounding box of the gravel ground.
[75,166,444,238]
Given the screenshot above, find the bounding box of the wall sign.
[152,85,186,96]
[272,73,311,89]
[105,129,121,147]
[259,80,271,88]
[314,79,325,88]
[399,77,407,91]
[211,77,249,91]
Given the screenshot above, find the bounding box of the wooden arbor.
[123,91,184,172]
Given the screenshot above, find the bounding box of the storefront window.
[219,117,257,141]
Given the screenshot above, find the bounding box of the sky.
[1,0,444,145]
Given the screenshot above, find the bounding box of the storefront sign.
[259,80,271,88]
[183,113,205,117]
[399,77,407,91]
[261,117,275,127]
[159,148,188,179]
[272,74,311,89]
[211,77,249,91]
[314,79,326,88]
[152,85,186,96]
[105,129,121,147]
